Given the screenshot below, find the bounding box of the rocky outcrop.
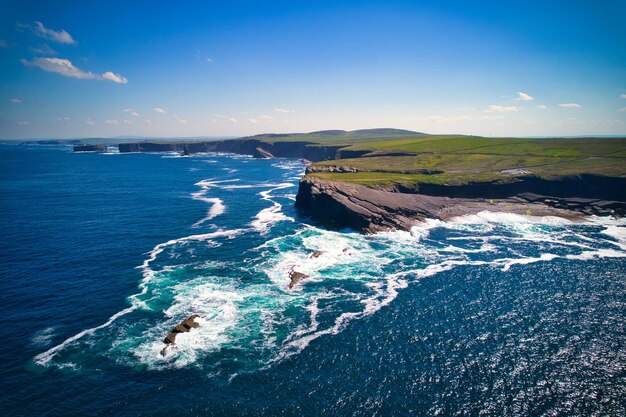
[295,176,626,233]
[288,268,309,289]
[305,165,358,174]
[73,144,107,152]
[253,147,274,159]
[161,314,200,354]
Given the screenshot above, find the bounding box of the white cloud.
[478,115,504,120]
[258,115,275,121]
[174,114,188,124]
[28,43,57,55]
[22,57,94,79]
[85,117,94,126]
[486,105,520,112]
[247,118,258,124]
[207,58,214,64]
[10,98,22,104]
[16,21,76,45]
[21,58,127,83]
[123,119,132,125]
[619,107,626,112]
[104,119,119,125]
[620,93,626,99]
[228,118,237,123]
[102,71,128,84]
[515,92,534,101]
[274,107,294,113]
[124,108,140,117]
[559,103,581,109]
[17,120,30,125]
[537,104,547,109]
[153,107,167,114]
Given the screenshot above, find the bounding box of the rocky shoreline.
[117,137,626,232]
[295,176,626,233]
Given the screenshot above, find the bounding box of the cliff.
[295,176,626,233]
[73,144,108,152]
[118,139,345,162]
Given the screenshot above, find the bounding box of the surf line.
[191,178,236,227]
[34,229,244,367]
[251,182,296,234]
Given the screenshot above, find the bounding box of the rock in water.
[310,250,323,258]
[161,315,201,355]
[253,147,274,159]
[288,268,309,289]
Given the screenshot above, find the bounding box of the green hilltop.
[256,129,626,189]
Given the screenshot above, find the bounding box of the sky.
[1,0,625,139]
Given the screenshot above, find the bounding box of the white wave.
[34,229,244,367]
[602,225,626,251]
[132,282,244,368]
[495,253,559,272]
[190,179,232,226]
[449,211,574,227]
[565,248,626,261]
[192,197,225,227]
[31,327,56,347]
[250,183,295,234]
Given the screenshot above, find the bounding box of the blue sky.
[1,0,625,139]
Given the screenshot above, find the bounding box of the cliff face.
[118,139,345,162]
[295,176,626,233]
[73,144,107,152]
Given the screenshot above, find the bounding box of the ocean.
[0,144,624,416]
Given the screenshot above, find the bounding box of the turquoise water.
[0,145,625,416]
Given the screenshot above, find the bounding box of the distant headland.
[29,128,626,231]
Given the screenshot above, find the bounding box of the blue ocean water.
[0,144,625,416]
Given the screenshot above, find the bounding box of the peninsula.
[118,129,626,232]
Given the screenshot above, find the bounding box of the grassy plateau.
[260,129,626,189]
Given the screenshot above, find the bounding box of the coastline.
[294,176,602,233]
[115,138,626,232]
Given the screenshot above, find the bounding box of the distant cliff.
[118,139,345,162]
[74,144,107,152]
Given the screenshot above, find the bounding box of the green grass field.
[265,130,626,188]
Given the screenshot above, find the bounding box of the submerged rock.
[309,250,323,258]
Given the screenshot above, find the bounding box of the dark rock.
[253,147,274,159]
[306,165,358,174]
[310,250,323,258]
[162,314,200,349]
[73,144,107,152]
[118,139,346,162]
[288,268,309,289]
[295,177,624,233]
